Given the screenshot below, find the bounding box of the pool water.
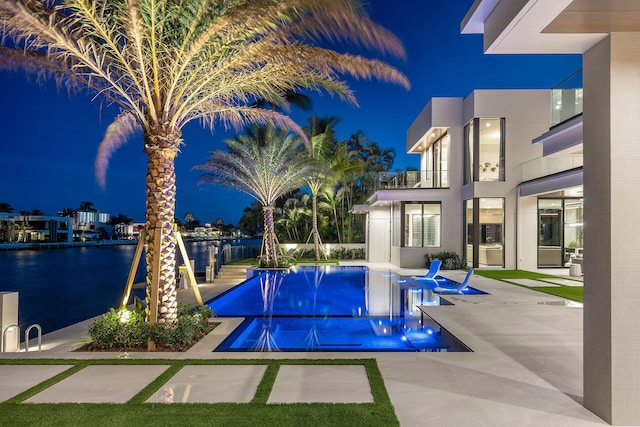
[208,265,472,352]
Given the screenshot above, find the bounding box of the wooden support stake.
[120,230,146,309]
[175,231,203,305]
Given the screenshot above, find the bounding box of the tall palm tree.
[0,0,408,323]
[198,125,318,266]
[303,115,340,260]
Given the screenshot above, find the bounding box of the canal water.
[0,239,260,336]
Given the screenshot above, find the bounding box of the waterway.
[0,239,260,336]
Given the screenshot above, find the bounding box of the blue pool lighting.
[208,265,472,352]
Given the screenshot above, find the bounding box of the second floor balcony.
[521,156,583,182]
[375,170,449,191]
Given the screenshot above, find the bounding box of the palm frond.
[95,111,141,187]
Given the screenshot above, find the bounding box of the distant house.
[2,214,73,243]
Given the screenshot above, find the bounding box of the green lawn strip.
[474,269,583,302]
[0,358,399,427]
[474,269,557,280]
[251,363,279,404]
[527,286,583,302]
[0,401,397,427]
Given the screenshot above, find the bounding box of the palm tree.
[197,126,318,266]
[78,201,95,212]
[57,208,76,218]
[277,194,311,242]
[0,202,14,213]
[303,115,340,260]
[0,0,408,323]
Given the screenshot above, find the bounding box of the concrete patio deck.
[0,264,615,426]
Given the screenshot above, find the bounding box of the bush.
[425,251,467,270]
[258,256,292,268]
[292,247,365,260]
[328,247,365,260]
[87,304,214,351]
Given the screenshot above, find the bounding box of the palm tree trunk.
[312,193,320,261]
[144,129,180,324]
[262,205,277,265]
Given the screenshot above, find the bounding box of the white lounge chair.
[434,269,474,294]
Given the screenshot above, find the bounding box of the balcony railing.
[375,170,449,191]
[521,156,583,182]
[551,70,583,127]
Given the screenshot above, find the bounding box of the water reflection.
[213,267,470,352]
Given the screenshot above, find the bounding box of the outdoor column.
[583,33,640,425]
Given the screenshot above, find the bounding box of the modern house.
[459,1,640,424]
[0,214,73,243]
[361,88,583,272]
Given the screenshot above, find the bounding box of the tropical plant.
[57,207,76,218]
[238,202,263,237]
[0,202,14,213]
[197,125,318,266]
[276,194,311,242]
[303,115,340,259]
[0,0,407,324]
[78,201,96,212]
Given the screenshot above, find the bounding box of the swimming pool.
[208,265,472,352]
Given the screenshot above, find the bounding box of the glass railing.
[521,156,583,182]
[375,170,449,190]
[551,70,583,127]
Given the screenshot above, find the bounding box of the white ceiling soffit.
[462,0,611,54]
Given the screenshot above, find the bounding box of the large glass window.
[391,201,401,247]
[423,132,449,188]
[464,122,474,184]
[464,118,505,183]
[434,134,449,187]
[403,203,441,247]
[537,198,583,267]
[464,198,504,267]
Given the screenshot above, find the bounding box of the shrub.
[258,256,292,268]
[87,304,214,351]
[328,247,365,260]
[425,251,467,270]
[292,247,365,260]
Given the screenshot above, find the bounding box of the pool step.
[217,265,250,281]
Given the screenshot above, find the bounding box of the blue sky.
[0,1,581,225]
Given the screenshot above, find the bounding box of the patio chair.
[397,260,442,286]
[413,260,442,281]
[434,269,474,294]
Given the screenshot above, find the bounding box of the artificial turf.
[474,269,584,302]
[0,358,399,427]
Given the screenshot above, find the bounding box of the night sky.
[0,1,581,225]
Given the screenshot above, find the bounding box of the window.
[403,203,441,247]
[465,198,504,267]
[464,118,505,183]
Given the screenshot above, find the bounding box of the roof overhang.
[533,114,583,156]
[461,0,640,54]
[519,167,583,197]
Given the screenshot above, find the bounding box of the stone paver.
[26,365,169,403]
[268,365,373,404]
[147,365,266,403]
[0,365,72,401]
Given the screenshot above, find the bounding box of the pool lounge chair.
[434,269,474,294]
[397,260,442,286]
[413,259,442,281]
